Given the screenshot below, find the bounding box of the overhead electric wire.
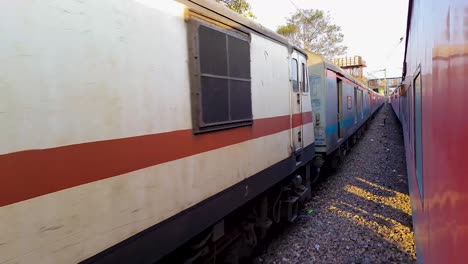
[385,36,405,61]
[286,0,307,18]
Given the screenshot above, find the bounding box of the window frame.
[413,69,423,200]
[291,58,299,93]
[301,62,309,94]
[188,17,253,134]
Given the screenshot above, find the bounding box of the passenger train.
[391,0,468,263]
[308,53,385,168]
[0,0,383,263]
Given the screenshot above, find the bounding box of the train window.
[191,23,252,132]
[414,73,423,199]
[301,62,308,93]
[291,59,298,92]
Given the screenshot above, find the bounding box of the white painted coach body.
[0,0,315,263]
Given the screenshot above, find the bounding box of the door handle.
[296,93,300,104]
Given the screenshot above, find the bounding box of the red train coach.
[396,0,468,262]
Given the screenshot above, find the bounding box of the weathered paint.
[307,52,384,155]
[0,0,315,263]
[397,0,468,263]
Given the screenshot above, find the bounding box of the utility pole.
[367,68,387,95]
[384,68,387,97]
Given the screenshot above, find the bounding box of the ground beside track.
[255,103,416,264]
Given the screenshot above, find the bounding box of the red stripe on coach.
[0,112,313,207]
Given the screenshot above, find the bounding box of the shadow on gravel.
[339,192,413,230]
[349,177,396,198]
[315,105,415,263]
[341,179,413,229]
[312,208,415,264]
[255,104,416,264]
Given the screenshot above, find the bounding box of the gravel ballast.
[256,103,416,264]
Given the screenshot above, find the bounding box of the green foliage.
[216,0,255,19]
[277,9,347,58]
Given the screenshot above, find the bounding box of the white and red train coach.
[0,0,316,263]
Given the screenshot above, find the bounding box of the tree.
[216,0,255,19]
[277,9,347,58]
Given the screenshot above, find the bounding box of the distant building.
[331,56,367,84]
[368,77,402,94]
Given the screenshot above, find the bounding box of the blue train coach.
[307,52,384,169]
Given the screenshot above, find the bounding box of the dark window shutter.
[228,36,250,79]
[199,26,227,76]
[201,77,229,124]
[229,80,252,120]
[194,23,252,132]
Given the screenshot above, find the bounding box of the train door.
[354,87,358,124]
[368,91,372,114]
[359,90,364,119]
[398,87,402,119]
[362,91,366,118]
[337,78,343,139]
[300,59,309,144]
[290,51,303,152]
[399,92,402,119]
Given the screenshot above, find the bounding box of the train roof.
[177,0,308,57]
[306,51,379,94]
[402,0,414,79]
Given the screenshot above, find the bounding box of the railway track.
[255,104,415,264]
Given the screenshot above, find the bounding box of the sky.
[248,0,409,78]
